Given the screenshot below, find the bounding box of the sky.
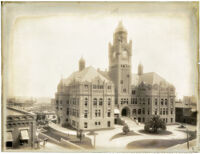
[3,2,199,99]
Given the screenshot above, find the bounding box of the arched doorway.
[121,107,130,117]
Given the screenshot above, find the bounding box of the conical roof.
[115,21,127,33]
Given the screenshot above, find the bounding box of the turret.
[138,63,143,75]
[79,57,85,71]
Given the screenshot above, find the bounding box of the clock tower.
[108,21,132,108]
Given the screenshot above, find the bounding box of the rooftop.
[132,72,172,86]
[62,66,111,86]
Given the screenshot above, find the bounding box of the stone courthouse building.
[54,22,176,130]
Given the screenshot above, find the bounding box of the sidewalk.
[49,122,77,135]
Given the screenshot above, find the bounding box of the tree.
[144,115,166,133]
[122,124,130,135]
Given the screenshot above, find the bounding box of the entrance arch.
[121,107,130,117]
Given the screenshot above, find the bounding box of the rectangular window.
[95,110,98,117]
[148,98,150,105]
[161,99,164,105]
[98,110,101,117]
[85,98,88,106]
[138,109,141,114]
[93,98,97,106]
[107,110,111,117]
[84,122,88,128]
[108,98,111,105]
[120,80,123,84]
[165,99,168,105]
[99,98,103,106]
[155,98,157,105]
[107,121,111,127]
[171,118,173,123]
[121,98,123,104]
[163,108,165,115]
[133,109,136,114]
[143,98,145,104]
[84,110,88,118]
[166,108,168,115]
[142,108,145,114]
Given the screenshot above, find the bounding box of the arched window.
[161,99,164,105]
[165,99,168,105]
[99,98,103,106]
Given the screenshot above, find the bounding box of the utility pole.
[186,128,189,149]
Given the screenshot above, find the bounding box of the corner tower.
[108,21,132,107]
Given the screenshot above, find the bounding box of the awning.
[6,132,13,142]
[20,130,29,140]
[114,109,120,114]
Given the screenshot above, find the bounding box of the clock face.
[122,50,128,58]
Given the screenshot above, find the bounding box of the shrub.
[144,115,166,133]
[122,124,130,135]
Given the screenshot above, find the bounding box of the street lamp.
[77,129,83,143]
[89,130,98,148]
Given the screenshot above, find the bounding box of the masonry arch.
[121,107,131,117]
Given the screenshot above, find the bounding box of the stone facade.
[55,67,115,130]
[130,76,175,124]
[54,21,176,130]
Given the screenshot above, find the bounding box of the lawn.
[127,129,196,149]
[43,127,93,149]
[138,129,172,135]
[110,131,139,141]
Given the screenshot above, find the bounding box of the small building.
[175,99,197,125]
[5,107,37,149]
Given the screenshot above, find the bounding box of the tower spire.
[79,56,85,71]
[138,62,143,76]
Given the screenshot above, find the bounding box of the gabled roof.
[62,66,111,86]
[132,72,170,86]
